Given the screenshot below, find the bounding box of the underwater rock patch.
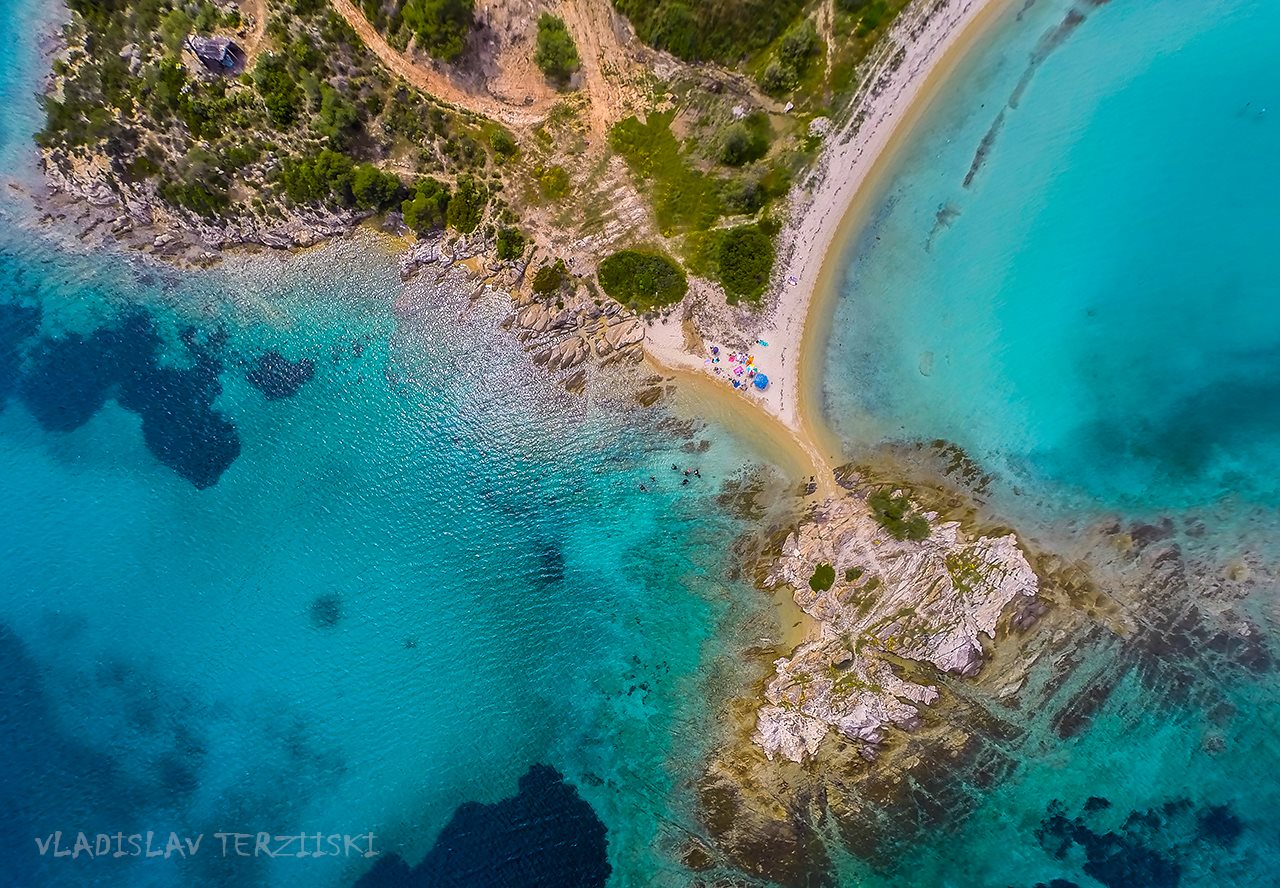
[352,764,610,888]
[14,307,242,488]
[310,594,343,628]
[246,350,316,400]
[1035,795,1250,888]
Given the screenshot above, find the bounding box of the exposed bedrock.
[755,494,1038,763]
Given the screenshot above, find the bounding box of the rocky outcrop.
[755,494,1038,763]
[40,149,364,253]
[501,286,644,375]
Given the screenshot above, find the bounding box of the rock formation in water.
[754,493,1038,763]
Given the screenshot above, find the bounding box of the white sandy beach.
[644,0,1013,463]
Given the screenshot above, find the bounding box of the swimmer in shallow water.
[681,478,689,486]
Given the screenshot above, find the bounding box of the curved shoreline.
[647,0,1020,476]
[795,0,1021,466]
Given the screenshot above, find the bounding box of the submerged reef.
[13,307,241,488]
[690,486,1275,887]
[245,351,316,401]
[353,764,609,888]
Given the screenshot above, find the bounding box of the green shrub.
[532,259,568,296]
[718,113,771,167]
[758,61,794,96]
[351,164,402,209]
[254,54,302,127]
[159,177,230,217]
[855,0,891,36]
[402,177,452,234]
[495,226,526,260]
[315,84,359,146]
[534,13,581,86]
[279,149,355,204]
[614,0,807,63]
[867,490,931,541]
[489,128,518,158]
[844,566,864,583]
[609,111,723,234]
[446,174,486,232]
[758,18,819,96]
[778,18,819,73]
[809,563,835,592]
[597,249,688,311]
[717,224,773,302]
[720,176,766,215]
[402,0,474,62]
[538,165,571,200]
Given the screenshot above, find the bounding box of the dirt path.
[328,0,553,126]
[557,0,644,140]
[231,0,268,69]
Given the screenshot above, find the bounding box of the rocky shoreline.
[683,459,1277,887]
[755,489,1039,764]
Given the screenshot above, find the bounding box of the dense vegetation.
[758,18,820,96]
[400,0,474,61]
[716,224,774,303]
[532,259,569,297]
[718,112,771,167]
[867,490,931,542]
[612,0,807,63]
[597,250,688,311]
[534,14,581,86]
[40,0,507,231]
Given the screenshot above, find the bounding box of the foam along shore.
[644,0,1016,461]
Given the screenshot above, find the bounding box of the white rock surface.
[754,496,1038,763]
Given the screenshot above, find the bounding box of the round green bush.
[597,250,688,311]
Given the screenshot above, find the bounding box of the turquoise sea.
[819,0,1280,885]
[5,0,1280,884]
[0,2,787,885]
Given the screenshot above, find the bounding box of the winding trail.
[327,0,553,126]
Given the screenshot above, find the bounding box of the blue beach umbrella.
[753,374,769,390]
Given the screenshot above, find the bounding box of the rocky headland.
[685,462,1277,887]
[755,491,1038,764]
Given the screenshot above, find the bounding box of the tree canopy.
[402,0,474,62]
[597,250,688,311]
[534,14,581,86]
[402,177,452,235]
[717,224,774,303]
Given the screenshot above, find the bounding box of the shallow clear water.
[823,0,1280,517]
[0,230,792,887]
[820,0,1280,885]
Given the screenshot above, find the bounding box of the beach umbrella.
[753,374,769,390]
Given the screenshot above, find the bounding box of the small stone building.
[185,36,244,73]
